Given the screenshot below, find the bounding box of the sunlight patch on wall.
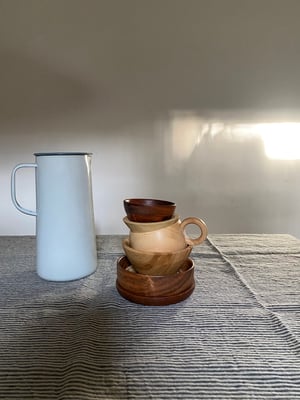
[168,112,300,163]
[256,123,300,160]
[169,114,202,161]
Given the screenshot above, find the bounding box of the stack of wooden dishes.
[116,199,208,306]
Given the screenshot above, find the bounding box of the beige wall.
[1,0,300,237]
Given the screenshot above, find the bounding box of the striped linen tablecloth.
[0,234,300,399]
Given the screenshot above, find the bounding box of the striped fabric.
[0,234,300,399]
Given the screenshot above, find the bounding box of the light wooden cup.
[122,238,193,275]
[123,216,208,252]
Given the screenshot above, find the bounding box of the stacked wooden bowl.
[117,256,195,306]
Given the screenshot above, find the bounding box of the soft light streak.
[169,112,300,161]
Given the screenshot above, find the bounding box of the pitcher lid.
[34,152,92,156]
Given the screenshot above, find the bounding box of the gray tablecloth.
[0,234,300,399]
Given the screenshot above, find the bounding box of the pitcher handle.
[11,163,37,216]
[181,217,208,246]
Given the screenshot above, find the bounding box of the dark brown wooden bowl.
[116,256,195,306]
[123,198,176,222]
[116,282,195,306]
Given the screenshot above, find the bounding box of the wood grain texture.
[116,255,195,300]
[122,238,192,275]
[123,198,176,222]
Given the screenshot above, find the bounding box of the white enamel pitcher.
[11,152,97,281]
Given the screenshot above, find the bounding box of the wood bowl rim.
[122,238,193,256]
[123,214,180,230]
[124,198,176,207]
[117,255,194,278]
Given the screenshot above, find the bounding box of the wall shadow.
[0,49,97,129]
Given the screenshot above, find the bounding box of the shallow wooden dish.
[123,198,176,222]
[122,238,192,275]
[116,256,195,306]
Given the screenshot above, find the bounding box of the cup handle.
[11,163,37,216]
[180,217,208,246]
